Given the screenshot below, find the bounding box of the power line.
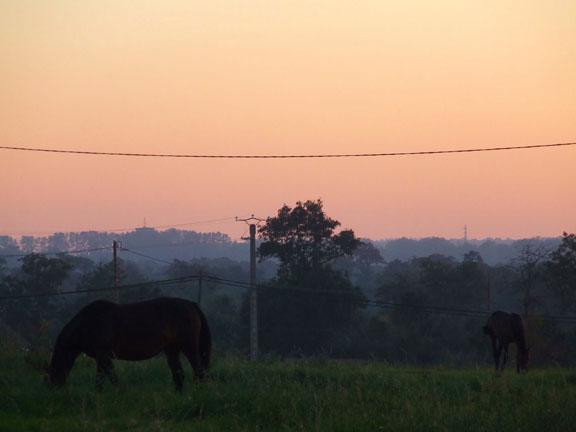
[0,246,112,258]
[1,142,575,159]
[0,276,200,301]
[120,248,174,265]
[144,217,237,230]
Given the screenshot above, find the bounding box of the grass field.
[0,351,575,432]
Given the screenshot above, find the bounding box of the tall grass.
[1,351,575,431]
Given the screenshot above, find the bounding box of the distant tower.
[464,225,468,242]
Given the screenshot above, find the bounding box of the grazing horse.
[46,297,211,392]
[483,310,530,373]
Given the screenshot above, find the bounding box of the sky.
[1,0,575,241]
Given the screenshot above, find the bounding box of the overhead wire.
[0,276,200,301]
[0,142,575,159]
[119,248,174,266]
[0,246,112,258]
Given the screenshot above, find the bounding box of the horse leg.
[95,356,117,391]
[492,337,501,372]
[501,344,509,371]
[165,347,185,392]
[181,341,204,382]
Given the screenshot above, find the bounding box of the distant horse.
[46,297,211,392]
[483,311,530,373]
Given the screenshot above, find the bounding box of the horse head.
[517,346,531,373]
[44,362,67,388]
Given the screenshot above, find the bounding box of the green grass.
[1,351,575,431]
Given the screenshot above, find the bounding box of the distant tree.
[375,259,420,301]
[417,254,457,297]
[74,261,119,306]
[456,251,489,308]
[0,236,20,255]
[334,241,385,297]
[545,233,576,313]
[1,254,72,347]
[512,242,550,318]
[0,257,8,280]
[354,241,386,271]
[19,254,72,298]
[373,252,491,365]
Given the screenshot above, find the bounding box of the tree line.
[1,199,575,367]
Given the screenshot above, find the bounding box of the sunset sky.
[1,0,574,241]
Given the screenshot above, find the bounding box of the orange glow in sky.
[1,1,575,240]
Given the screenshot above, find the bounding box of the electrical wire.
[0,276,200,301]
[1,142,574,159]
[0,246,112,258]
[120,248,174,265]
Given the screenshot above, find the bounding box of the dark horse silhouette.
[483,310,530,373]
[46,297,211,391]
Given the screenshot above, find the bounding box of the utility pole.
[197,270,203,306]
[487,279,491,312]
[236,215,265,362]
[113,240,121,304]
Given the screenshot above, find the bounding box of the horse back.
[484,311,518,343]
[111,298,204,360]
[59,297,208,362]
[55,300,117,354]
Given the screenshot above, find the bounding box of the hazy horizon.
[0,224,564,244]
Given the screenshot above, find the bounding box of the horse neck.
[50,345,79,375]
[50,323,81,376]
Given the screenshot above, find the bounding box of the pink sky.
[1,1,575,240]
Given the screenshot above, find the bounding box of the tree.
[254,199,364,356]
[354,241,386,270]
[373,252,491,365]
[258,199,362,278]
[1,254,72,347]
[333,241,385,297]
[545,233,576,313]
[512,242,550,318]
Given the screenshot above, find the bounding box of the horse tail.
[195,304,212,372]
